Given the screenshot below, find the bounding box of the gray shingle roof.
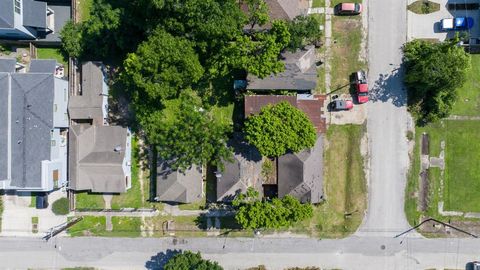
[247,46,317,91]
[69,125,129,193]
[23,0,47,28]
[10,73,54,188]
[29,59,56,73]
[156,161,203,203]
[278,135,324,203]
[68,62,106,121]
[216,136,263,202]
[0,1,14,28]
[0,59,16,73]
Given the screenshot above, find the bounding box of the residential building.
[244,94,327,133]
[68,61,132,193]
[0,58,69,191]
[278,136,324,203]
[0,0,71,42]
[156,161,203,204]
[216,135,263,202]
[242,0,309,29]
[68,125,132,193]
[246,46,318,92]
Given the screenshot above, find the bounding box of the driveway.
[408,0,480,41]
[356,0,415,237]
[1,190,68,237]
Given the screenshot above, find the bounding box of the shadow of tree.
[145,249,182,270]
[369,63,407,107]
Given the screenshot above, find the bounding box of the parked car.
[353,70,369,103]
[466,261,480,270]
[335,3,362,15]
[440,17,474,31]
[329,99,354,111]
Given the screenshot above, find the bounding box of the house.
[244,94,327,134]
[246,46,317,92]
[244,94,326,203]
[216,135,263,202]
[0,0,71,42]
[68,61,132,193]
[242,0,309,29]
[69,62,109,125]
[278,136,324,203]
[156,161,203,204]
[0,58,69,191]
[68,125,132,193]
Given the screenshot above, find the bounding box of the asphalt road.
[1,236,480,269]
[357,0,413,237]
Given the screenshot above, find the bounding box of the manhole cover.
[380,245,386,250]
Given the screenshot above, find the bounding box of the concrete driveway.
[1,190,68,237]
[408,0,480,41]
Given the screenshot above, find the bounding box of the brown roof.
[241,0,309,23]
[244,95,326,134]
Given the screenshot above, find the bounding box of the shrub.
[52,197,70,215]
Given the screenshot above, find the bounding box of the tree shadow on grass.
[145,249,182,270]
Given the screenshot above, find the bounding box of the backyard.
[451,54,480,116]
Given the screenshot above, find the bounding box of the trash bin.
[36,193,48,209]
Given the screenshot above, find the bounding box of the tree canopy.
[233,188,313,229]
[286,15,322,51]
[244,102,317,157]
[403,39,470,123]
[164,251,223,270]
[141,91,232,171]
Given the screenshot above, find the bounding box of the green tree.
[234,195,313,229]
[51,198,70,215]
[244,102,317,157]
[164,251,223,270]
[242,0,270,29]
[403,39,470,123]
[286,15,322,51]
[59,20,82,58]
[141,91,232,171]
[122,28,204,104]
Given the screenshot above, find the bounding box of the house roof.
[69,62,106,121]
[0,58,16,72]
[244,94,327,133]
[216,135,263,202]
[246,46,317,91]
[0,1,14,28]
[69,125,129,193]
[241,0,309,29]
[0,60,57,189]
[23,0,47,28]
[156,161,203,203]
[29,59,56,73]
[278,135,324,203]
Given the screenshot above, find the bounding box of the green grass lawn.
[406,120,480,229]
[312,0,325,8]
[78,0,94,22]
[110,217,142,237]
[443,120,480,212]
[68,216,107,237]
[75,192,105,210]
[36,47,67,67]
[407,0,440,14]
[292,125,366,238]
[451,54,480,116]
[330,15,365,94]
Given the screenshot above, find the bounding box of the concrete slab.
[408,0,480,41]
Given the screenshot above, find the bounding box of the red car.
[353,70,369,103]
[335,3,363,15]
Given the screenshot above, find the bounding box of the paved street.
[1,236,480,269]
[358,0,413,237]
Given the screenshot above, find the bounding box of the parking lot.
[408,0,480,41]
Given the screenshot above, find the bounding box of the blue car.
[441,17,474,31]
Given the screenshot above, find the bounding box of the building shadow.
[145,249,182,270]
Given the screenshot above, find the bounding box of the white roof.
[442,18,454,29]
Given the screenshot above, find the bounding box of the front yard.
[451,54,480,116]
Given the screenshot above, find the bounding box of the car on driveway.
[335,3,362,15]
[440,17,474,31]
[329,99,354,111]
[353,70,369,103]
